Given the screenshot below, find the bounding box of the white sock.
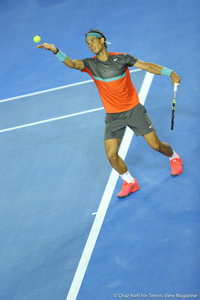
[169,150,179,161]
[120,170,135,183]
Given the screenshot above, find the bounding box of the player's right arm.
[37,43,85,71]
[134,60,181,85]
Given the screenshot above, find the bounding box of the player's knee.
[106,152,118,164]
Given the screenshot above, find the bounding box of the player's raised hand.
[37,43,57,54]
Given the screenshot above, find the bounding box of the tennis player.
[37,29,183,198]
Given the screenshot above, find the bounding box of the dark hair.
[85,29,107,48]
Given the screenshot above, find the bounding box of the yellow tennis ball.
[33,35,41,43]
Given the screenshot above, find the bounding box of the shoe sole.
[171,169,183,176]
[117,184,140,199]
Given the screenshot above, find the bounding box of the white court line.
[66,72,154,300]
[0,107,104,134]
[0,69,141,103]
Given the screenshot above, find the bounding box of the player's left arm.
[134,60,181,85]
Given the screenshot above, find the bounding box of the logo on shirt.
[113,58,118,61]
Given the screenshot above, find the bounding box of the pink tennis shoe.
[117,179,140,198]
[170,154,183,176]
[117,155,183,198]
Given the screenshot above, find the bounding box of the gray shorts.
[104,103,155,140]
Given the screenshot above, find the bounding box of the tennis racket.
[171,82,179,130]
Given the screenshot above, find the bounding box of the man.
[37,29,183,198]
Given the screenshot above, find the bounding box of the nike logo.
[149,125,153,128]
[113,58,117,61]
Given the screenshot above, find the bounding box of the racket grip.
[174,82,179,92]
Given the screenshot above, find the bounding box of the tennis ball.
[33,35,41,43]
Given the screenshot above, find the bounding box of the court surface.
[0,1,199,300]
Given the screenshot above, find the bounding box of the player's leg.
[104,111,140,198]
[104,138,140,198]
[104,138,127,174]
[143,130,173,156]
[143,130,183,175]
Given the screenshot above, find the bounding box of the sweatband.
[86,32,103,39]
[55,50,67,62]
[86,32,111,45]
[161,67,173,76]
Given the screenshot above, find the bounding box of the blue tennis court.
[0,1,199,300]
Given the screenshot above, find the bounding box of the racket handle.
[174,82,179,92]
